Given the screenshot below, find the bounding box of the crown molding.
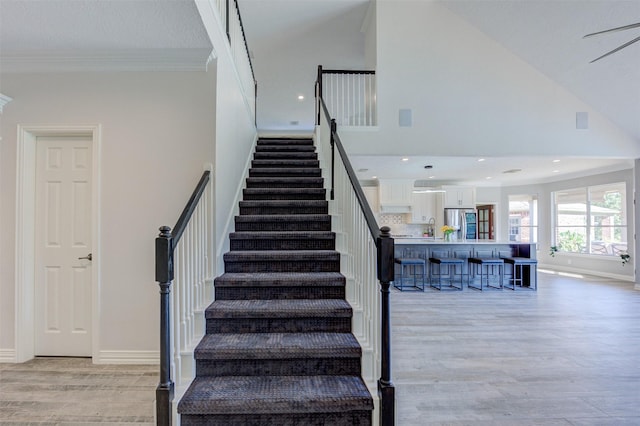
[0,93,13,112]
[0,48,213,73]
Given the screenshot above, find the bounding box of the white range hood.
[379,204,412,213]
[378,179,414,213]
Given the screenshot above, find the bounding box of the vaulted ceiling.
[1,0,638,185]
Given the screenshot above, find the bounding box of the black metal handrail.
[226,0,257,126]
[316,66,395,426]
[154,170,211,426]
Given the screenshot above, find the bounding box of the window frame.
[552,182,627,257]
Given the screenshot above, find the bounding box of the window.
[508,194,538,243]
[553,183,627,256]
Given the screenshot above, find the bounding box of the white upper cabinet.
[378,179,413,212]
[443,186,476,208]
[409,191,436,223]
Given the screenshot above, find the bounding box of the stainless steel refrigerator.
[444,208,477,240]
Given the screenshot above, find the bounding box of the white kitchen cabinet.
[378,179,413,212]
[443,186,476,208]
[362,186,379,214]
[409,192,436,224]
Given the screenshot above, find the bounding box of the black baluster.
[377,226,395,425]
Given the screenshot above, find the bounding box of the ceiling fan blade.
[590,34,640,63]
[583,22,640,38]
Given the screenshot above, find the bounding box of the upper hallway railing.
[315,68,395,425]
[316,65,377,127]
[216,0,257,123]
[155,170,213,426]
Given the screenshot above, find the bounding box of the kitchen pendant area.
[362,179,494,241]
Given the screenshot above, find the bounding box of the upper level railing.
[155,170,213,426]
[316,65,377,127]
[216,0,257,123]
[315,70,395,426]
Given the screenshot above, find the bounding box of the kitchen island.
[392,238,537,289]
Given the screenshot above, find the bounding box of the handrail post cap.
[380,226,391,237]
[159,226,172,237]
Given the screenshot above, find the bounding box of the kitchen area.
[362,179,482,241]
[361,179,537,290]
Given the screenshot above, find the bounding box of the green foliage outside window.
[557,230,586,253]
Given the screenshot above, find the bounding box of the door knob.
[78,253,92,261]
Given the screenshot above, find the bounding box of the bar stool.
[498,249,538,291]
[429,249,465,291]
[468,249,504,291]
[394,247,426,291]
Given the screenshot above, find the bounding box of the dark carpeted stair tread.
[206,299,352,319]
[242,188,326,201]
[239,200,328,208]
[246,177,324,188]
[255,145,316,153]
[178,375,373,415]
[254,151,318,160]
[249,168,321,177]
[214,272,345,287]
[234,215,331,231]
[229,231,335,250]
[239,200,328,216]
[229,231,334,240]
[224,250,339,261]
[235,214,330,223]
[251,159,320,168]
[195,333,361,359]
[257,139,313,146]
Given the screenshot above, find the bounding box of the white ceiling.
[350,155,634,187]
[1,0,638,186]
[0,0,213,72]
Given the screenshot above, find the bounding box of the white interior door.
[35,136,93,356]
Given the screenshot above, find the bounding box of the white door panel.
[35,136,92,356]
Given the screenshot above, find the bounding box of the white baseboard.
[538,263,635,282]
[96,350,159,364]
[0,349,17,363]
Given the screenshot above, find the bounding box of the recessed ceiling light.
[401,157,409,162]
[478,158,486,162]
[428,176,435,179]
[552,159,561,163]
[553,170,560,173]
[372,176,377,179]
[486,176,492,179]
[297,95,304,100]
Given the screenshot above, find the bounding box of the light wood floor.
[392,270,640,425]
[1,271,639,425]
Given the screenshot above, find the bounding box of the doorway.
[16,125,101,362]
[477,205,495,240]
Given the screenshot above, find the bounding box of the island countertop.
[392,238,534,246]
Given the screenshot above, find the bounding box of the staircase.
[178,138,374,425]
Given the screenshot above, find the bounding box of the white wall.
[0,70,216,359]
[340,0,639,159]
[213,55,259,272]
